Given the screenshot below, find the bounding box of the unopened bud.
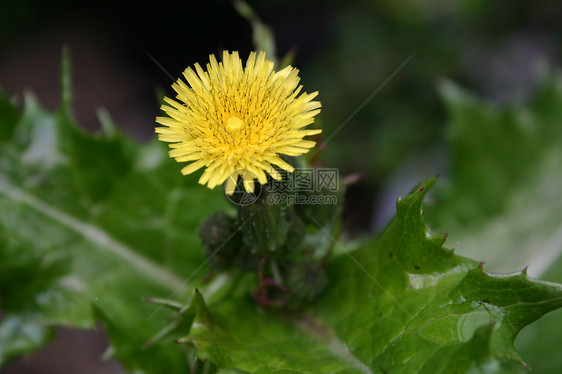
[284,262,327,308]
[239,196,289,255]
[198,211,241,269]
[284,210,306,250]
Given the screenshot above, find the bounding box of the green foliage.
[174,179,562,373]
[0,56,228,370]
[2,56,562,373]
[426,75,562,372]
[427,76,562,273]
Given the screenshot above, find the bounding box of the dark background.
[1,0,561,372]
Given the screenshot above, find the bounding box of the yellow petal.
[181,159,206,175]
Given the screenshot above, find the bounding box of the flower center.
[225,115,245,132]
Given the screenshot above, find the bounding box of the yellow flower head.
[155,51,321,195]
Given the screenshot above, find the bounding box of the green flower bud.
[198,211,241,269]
[239,196,289,255]
[284,262,327,309]
[284,209,306,250]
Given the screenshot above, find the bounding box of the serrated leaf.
[0,57,228,371]
[425,74,562,372]
[179,179,562,373]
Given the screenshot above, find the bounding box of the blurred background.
[1,0,561,372]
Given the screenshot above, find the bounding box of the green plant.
[1,49,562,372]
[2,2,562,370]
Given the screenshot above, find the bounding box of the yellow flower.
[155,51,321,195]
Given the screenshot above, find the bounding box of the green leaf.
[425,74,562,372]
[0,55,228,371]
[178,179,562,373]
[426,76,562,274]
